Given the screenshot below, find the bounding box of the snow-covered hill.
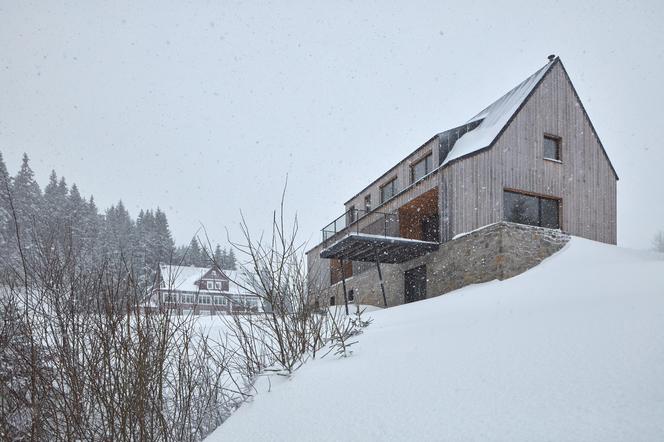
[208,238,664,441]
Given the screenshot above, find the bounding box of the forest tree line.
[0,152,235,287]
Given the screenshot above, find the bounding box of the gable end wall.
[441,62,617,244]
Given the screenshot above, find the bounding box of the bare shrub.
[0,193,246,441]
[206,189,371,383]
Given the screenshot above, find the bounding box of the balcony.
[319,200,439,264]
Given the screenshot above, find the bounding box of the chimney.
[548,54,556,62]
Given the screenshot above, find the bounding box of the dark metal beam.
[374,250,388,307]
[340,257,349,315]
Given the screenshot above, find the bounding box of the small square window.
[206,281,213,290]
[214,281,222,290]
[543,135,561,161]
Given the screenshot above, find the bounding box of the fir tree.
[103,200,135,259]
[67,183,87,250]
[213,244,223,267]
[187,238,203,267]
[11,153,42,242]
[0,152,12,255]
[43,170,59,218]
[154,208,175,265]
[227,248,237,270]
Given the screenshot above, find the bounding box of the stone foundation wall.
[309,222,569,308]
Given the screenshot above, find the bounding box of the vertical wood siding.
[344,136,440,214]
[441,63,617,244]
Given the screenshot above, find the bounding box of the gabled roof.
[158,264,243,294]
[441,56,618,179]
[339,56,617,210]
[441,59,555,166]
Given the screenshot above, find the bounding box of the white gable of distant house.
[158,264,242,294]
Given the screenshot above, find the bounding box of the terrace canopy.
[320,232,439,264]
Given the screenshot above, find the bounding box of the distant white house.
[150,264,260,315]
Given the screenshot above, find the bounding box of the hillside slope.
[208,238,664,441]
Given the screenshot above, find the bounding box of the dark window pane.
[544,136,560,160]
[347,206,355,224]
[380,179,397,203]
[541,198,560,228]
[364,194,371,211]
[411,154,432,183]
[504,191,539,226]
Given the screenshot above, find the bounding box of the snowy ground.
[207,238,664,441]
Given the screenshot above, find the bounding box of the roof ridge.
[466,59,555,124]
[441,57,559,166]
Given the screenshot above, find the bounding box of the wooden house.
[151,264,260,315]
[307,55,618,308]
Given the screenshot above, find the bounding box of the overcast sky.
[1,0,662,250]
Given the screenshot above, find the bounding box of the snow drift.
[208,238,664,441]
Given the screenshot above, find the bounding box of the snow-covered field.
[207,238,664,441]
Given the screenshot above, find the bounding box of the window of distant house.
[329,296,335,306]
[364,194,372,212]
[180,293,194,304]
[348,289,355,302]
[410,153,432,183]
[214,296,227,306]
[380,178,397,203]
[163,293,176,303]
[543,134,561,161]
[214,281,221,290]
[199,295,211,305]
[206,281,214,290]
[503,190,560,229]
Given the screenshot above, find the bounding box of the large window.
[503,190,560,229]
[543,134,561,161]
[214,296,227,306]
[410,153,432,183]
[198,294,212,305]
[380,178,397,203]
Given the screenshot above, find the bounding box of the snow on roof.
[441,58,556,166]
[158,264,244,294]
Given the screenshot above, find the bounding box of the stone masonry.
[312,222,570,308]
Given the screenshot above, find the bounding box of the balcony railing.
[321,208,399,246]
